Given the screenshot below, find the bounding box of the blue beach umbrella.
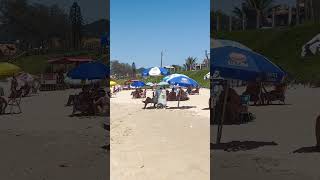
[157,81,169,86]
[142,67,169,76]
[167,76,199,87]
[130,81,145,88]
[211,39,252,51]
[146,82,154,86]
[210,46,286,83]
[162,74,189,82]
[67,61,109,80]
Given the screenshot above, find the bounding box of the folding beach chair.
[239,95,251,123]
[8,93,22,114]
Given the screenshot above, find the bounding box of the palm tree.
[184,56,197,71]
[243,0,274,29]
[233,3,249,30]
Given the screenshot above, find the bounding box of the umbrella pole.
[216,80,229,144]
[178,92,180,107]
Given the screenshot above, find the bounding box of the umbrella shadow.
[69,113,102,118]
[166,106,197,110]
[211,141,278,152]
[0,112,22,116]
[293,146,320,153]
[250,103,292,107]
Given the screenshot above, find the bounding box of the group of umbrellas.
[129,73,200,89]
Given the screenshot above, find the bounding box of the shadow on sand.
[69,112,108,118]
[293,146,320,153]
[166,106,197,110]
[143,106,197,110]
[250,103,292,107]
[211,141,278,152]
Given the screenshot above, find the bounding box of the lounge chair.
[190,88,200,95]
[7,91,22,114]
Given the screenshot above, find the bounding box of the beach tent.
[142,67,169,76]
[67,61,109,80]
[301,33,320,57]
[130,81,145,88]
[211,46,286,144]
[0,63,21,78]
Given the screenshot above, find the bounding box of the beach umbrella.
[0,63,21,78]
[64,77,100,86]
[167,76,199,88]
[110,81,117,86]
[130,81,145,88]
[67,61,109,80]
[146,82,154,86]
[211,46,286,83]
[16,72,34,82]
[211,39,252,51]
[211,46,286,144]
[142,67,169,76]
[157,81,169,86]
[162,73,189,82]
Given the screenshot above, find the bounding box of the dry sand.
[211,86,320,180]
[110,88,210,180]
[0,82,108,180]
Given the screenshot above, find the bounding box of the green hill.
[216,24,320,82]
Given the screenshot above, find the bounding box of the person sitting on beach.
[177,87,189,101]
[191,86,200,95]
[72,86,95,115]
[167,88,177,101]
[94,91,109,114]
[243,82,261,105]
[141,88,147,98]
[0,96,7,114]
[215,85,242,124]
[187,86,192,94]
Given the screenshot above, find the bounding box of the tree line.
[0,0,84,50]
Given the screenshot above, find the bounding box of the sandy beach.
[0,82,108,180]
[211,86,320,179]
[110,88,210,180]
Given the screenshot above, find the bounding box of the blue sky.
[213,0,296,14]
[111,0,210,68]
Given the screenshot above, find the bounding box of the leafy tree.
[110,60,133,78]
[69,2,83,50]
[132,62,136,78]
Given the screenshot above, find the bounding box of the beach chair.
[239,95,250,123]
[7,93,22,114]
